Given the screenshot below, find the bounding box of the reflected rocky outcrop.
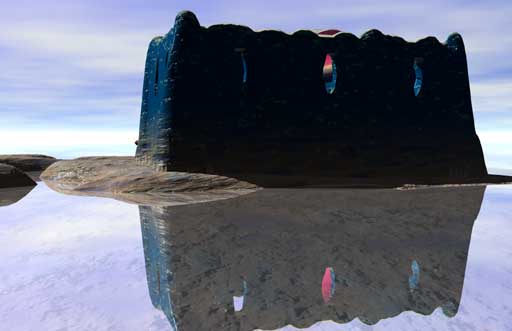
[0,186,35,207]
[0,163,36,189]
[139,186,485,330]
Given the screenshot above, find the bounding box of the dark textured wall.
[136,11,487,182]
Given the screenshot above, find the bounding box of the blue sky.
[0,0,511,170]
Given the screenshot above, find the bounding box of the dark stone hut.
[136,11,488,186]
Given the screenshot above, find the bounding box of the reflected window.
[233,295,244,312]
[322,267,336,303]
[413,58,423,97]
[323,54,337,94]
[408,260,420,291]
[233,280,248,312]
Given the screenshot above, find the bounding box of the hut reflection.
[139,186,485,330]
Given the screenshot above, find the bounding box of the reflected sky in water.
[0,184,169,330]
[0,183,511,331]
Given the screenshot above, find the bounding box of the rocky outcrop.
[0,163,36,188]
[41,157,510,205]
[0,154,58,171]
[41,157,259,206]
[136,11,490,184]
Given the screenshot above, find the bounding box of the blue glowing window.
[241,53,248,84]
[413,60,423,96]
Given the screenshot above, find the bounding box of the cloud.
[476,130,512,169]
[471,81,512,113]
[478,130,512,147]
[0,24,150,75]
[0,1,161,134]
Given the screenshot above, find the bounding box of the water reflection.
[138,186,485,330]
[321,267,336,304]
[409,260,421,292]
[0,186,35,207]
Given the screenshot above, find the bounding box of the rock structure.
[0,163,36,189]
[136,11,488,184]
[0,154,57,172]
[139,186,485,330]
[41,157,259,206]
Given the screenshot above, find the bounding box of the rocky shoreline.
[0,154,58,189]
[41,156,260,206]
[39,156,512,207]
[0,154,58,172]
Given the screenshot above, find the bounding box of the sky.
[0,0,511,170]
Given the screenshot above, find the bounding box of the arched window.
[235,48,248,84]
[413,58,423,97]
[323,54,337,94]
[233,279,248,312]
[241,53,248,84]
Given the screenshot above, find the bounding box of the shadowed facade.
[136,11,488,185]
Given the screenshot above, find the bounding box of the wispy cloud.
[0,24,150,74]
[472,81,512,113]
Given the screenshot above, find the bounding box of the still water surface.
[0,183,511,331]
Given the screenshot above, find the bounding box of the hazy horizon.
[1,0,511,169]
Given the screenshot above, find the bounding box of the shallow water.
[0,183,511,331]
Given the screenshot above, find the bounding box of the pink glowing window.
[323,54,337,94]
